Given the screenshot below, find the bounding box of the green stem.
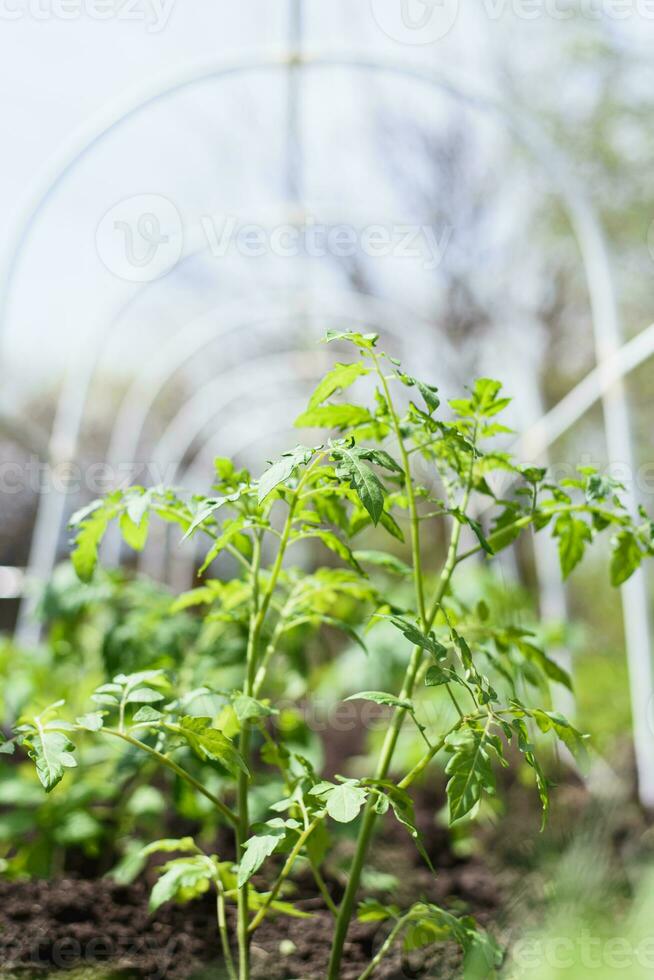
[355,915,409,980]
[297,793,338,916]
[373,355,426,627]
[327,418,477,980]
[216,885,237,980]
[454,502,590,565]
[236,533,263,980]
[96,727,238,827]
[398,728,458,790]
[248,818,321,933]
[311,862,338,916]
[235,460,322,977]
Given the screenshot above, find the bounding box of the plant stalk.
[216,886,237,980]
[235,467,313,977]
[355,915,409,980]
[96,727,238,827]
[326,415,476,979]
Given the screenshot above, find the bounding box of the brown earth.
[0,798,505,980]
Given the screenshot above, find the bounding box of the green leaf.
[345,691,412,710]
[70,499,114,582]
[170,585,218,612]
[516,641,572,692]
[357,898,400,922]
[125,491,150,527]
[403,902,502,972]
[368,781,433,870]
[238,821,287,887]
[149,857,213,912]
[183,489,248,539]
[585,472,622,503]
[75,712,104,732]
[297,528,364,574]
[198,518,249,574]
[416,381,440,414]
[510,717,550,826]
[353,550,412,577]
[611,530,642,586]
[425,664,460,688]
[257,446,315,504]
[90,693,120,707]
[553,513,592,579]
[141,837,197,857]
[445,728,495,823]
[379,508,405,542]
[330,443,387,524]
[528,709,589,771]
[307,361,369,409]
[126,688,166,705]
[322,329,378,350]
[26,729,78,792]
[397,372,440,414]
[295,405,373,430]
[472,378,510,416]
[119,510,149,551]
[363,448,403,475]
[384,615,448,660]
[232,695,276,723]
[489,504,523,552]
[132,706,163,724]
[310,781,368,823]
[172,717,249,778]
[449,378,510,420]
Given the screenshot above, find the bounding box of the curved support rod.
[519,321,654,458]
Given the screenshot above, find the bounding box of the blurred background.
[1,3,654,976]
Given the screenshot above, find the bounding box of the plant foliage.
[12,332,654,980]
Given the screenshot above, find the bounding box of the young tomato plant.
[6,331,654,979]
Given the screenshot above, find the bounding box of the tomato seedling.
[7,332,653,979]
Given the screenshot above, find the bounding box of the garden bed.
[0,792,505,980]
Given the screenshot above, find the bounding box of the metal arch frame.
[520,321,654,458]
[2,47,651,798]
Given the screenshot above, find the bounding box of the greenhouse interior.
[1,3,654,979]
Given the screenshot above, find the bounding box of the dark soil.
[0,793,505,980]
